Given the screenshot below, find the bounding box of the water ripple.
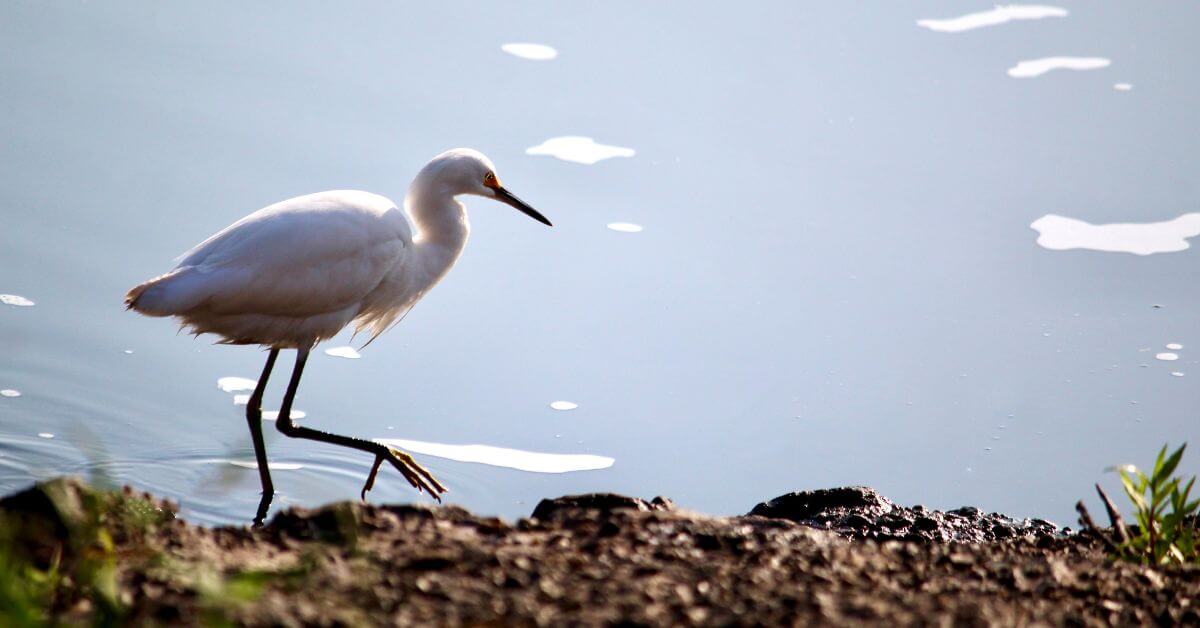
[1030,213,1200,255]
[376,438,614,474]
[526,137,635,165]
[1007,57,1110,78]
[501,43,557,61]
[0,294,35,307]
[917,5,1067,33]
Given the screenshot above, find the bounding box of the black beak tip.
[522,206,553,227]
[497,186,553,228]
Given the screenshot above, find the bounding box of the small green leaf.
[1120,476,1147,511]
[1153,444,1169,477]
[1171,477,1192,512]
[1136,470,1150,494]
[1158,444,1186,487]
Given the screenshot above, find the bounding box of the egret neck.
[405,177,471,284]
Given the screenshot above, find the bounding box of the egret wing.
[166,191,410,317]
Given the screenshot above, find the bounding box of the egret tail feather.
[125,268,193,314]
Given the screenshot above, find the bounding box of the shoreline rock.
[0,477,1194,626]
[748,486,1062,544]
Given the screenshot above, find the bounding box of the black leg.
[246,348,279,526]
[273,348,391,452]
[273,348,447,500]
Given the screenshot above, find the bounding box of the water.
[525,136,637,165]
[0,295,36,307]
[375,438,614,474]
[1031,213,1200,255]
[1,2,1198,527]
[323,346,362,360]
[500,43,559,62]
[916,6,1068,33]
[1006,56,1111,79]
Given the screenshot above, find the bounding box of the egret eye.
[483,171,498,187]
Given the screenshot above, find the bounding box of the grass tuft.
[0,478,176,626]
[1106,443,1200,566]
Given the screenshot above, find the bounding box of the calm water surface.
[1,3,1198,526]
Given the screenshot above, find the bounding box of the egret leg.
[246,348,280,526]
[272,348,447,502]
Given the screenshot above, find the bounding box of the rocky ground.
[1,478,1198,626]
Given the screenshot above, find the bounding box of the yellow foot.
[361,446,448,502]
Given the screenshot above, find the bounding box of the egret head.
[418,148,552,226]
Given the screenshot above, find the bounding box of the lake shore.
[1,478,1194,625]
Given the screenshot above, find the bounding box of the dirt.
[2,478,1198,626]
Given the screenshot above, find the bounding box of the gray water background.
[0,2,1197,526]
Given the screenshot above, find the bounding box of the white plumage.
[130,190,410,346]
[125,148,551,519]
[127,148,550,348]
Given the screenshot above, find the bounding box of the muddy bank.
[1,478,1197,626]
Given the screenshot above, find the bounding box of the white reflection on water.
[526,136,635,165]
[217,376,257,393]
[324,346,361,359]
[917,5,1067,33]
[1007,57,1111,78]
[501,43,557,61]
[1114,83,1133,91]
[37,433,53,439]
[0,390,20,398]
[1156,352,1180,361]
[233,394,249,406]
[1030,213,1200,255]
[261,410,306,421]
[0,294,34,307]
[549,400,578,411]
[1167,343,1183,350]
[607,222,644,233]
[376,438,614,473]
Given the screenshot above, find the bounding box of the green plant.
[0,520,123,627]
[0,478,175,626]
[0,539,60,628]
[1109,443,1200,566]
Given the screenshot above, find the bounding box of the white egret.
[126,148,551,523]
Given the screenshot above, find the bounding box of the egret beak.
[494,186,552,227]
